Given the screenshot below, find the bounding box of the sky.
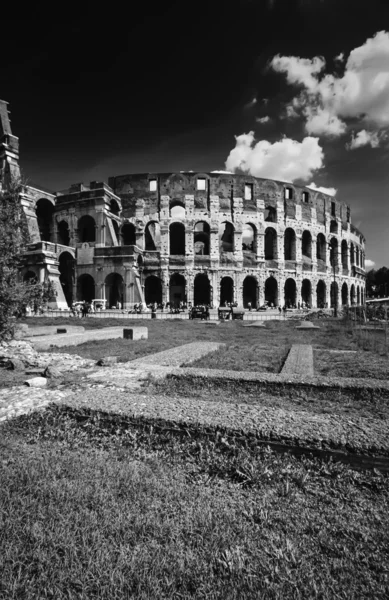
[1,0,389,268]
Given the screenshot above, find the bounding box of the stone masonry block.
[123,327,148,340]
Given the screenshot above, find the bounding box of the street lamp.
[328,241,338,317]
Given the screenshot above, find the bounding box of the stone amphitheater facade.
[0,101,366,309]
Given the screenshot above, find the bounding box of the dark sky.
[1,0,389,267]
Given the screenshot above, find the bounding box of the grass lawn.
[22,317,363,372]
[1,406,388,599]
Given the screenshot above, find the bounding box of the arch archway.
[121,223,136,246]
[77,274,95,303]
[330,281,338,309]
[170,222,185,255]
[243,276,257,308]
[265,227,277,260]
[170,202,185,220]
[59,252,75,306]
[145,276,162,305]
[105,273,124,308]
[110,199,120,216]
[350,243,355,265]
[301,279,312,307]
[329,237,338,269]
[357,286,361,305]
[341,282,348,306]
[36,199,54,242]
[284,278,297,307]
[24,270,38,283]
[341,240,348,270]
[194,273,211,306]
[169,273,186,307]
[264,205,276,222]
[350,284,356,305]
[242,224,256,253]
[316,233,326,263]
[78,215,96,243]
[330,220,338,234]
[316,280,326,308]
[144,222,160,251]
[219,222,234,252]
[284,228,296,260]
[57,220,70,246]
[302,231,312,260]
[194,222,210,255]
[265,277,278,307]
[220,277,233,306]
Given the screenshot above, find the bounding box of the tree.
[0,176,55,340]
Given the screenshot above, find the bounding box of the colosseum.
[0,100,366,311]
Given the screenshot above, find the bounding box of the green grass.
[1,406,388,599]
[23,318,361,370]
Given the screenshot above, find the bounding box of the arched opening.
[57,220,70,246]
[329,237,338,270]
[264,205,276,222]
[357,286,361,305]
[36,199,54,242]
[284,228,296,261]
[110,199,120,216]
[350,284,356,305]
[145,276,162,305]
[194,273,211,306]
[24,270,37,283]
[170,222,185,255]
[355,248,360,267]
[59,251,75,307]
[330,281,338,309]
[316,280,326,308]
[341,282,348,306]
[105,273,124,308]
[284,278,297,307]
[302,231,312,260]
[350,243,355,265]
[194,222,210,255]
[77,274,95,303]
[219,222,234,253]
[243,276,257,309]
[242,224,255,253]
[144,222,160,251]
[301,279,312,307]
[316,233,326,262]
[341,240,348,270]
[220,277,233,306]
[121,223,136,246]
[265,227,277,260]
[78,215,96,243]
[330,220,338,234]
[170,202,185,220]
[265,277,278,307]
[169,273,186,307]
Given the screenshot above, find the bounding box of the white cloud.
[211,170,233,174]
[256,116,271,123]
[346,129,381,149]
[225,132,324,182]
[307,182,337,196]
[335,52,345,63]
[270,30,389,137]
[365,259,375,269]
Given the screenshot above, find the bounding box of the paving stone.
[296,321,320,329]
[26,327,125,350]
[129,341,224,367]
[281,344,314,377]
[123,327,148,340]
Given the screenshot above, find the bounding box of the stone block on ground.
[243,322,266,327]
[24,377,47,388]
[96,356,119,366]
[123,327,148,340]
[280,344,314,377]
[296,321,320,329]
[43,366,64,378]
[7,358,25,371]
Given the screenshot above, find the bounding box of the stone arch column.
[257,229,265,261]
[277,230,284,267]
[295,233,302,263]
